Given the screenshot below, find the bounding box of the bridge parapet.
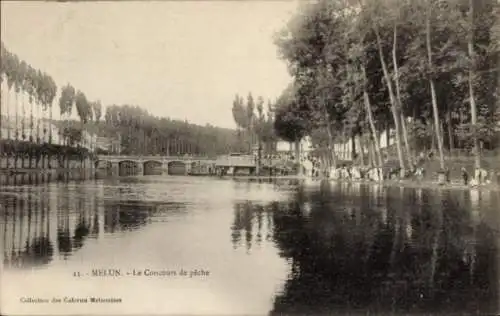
[97,155,214,162]
[215,155,256,167]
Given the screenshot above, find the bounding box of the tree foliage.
[271,0,500,168]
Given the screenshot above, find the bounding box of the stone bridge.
[95,155,216,175]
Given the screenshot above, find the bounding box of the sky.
[1,1,298,129]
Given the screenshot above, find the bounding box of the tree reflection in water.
[57,188,73,257]
[231,182,499,315]
[1,187,55,269]
[73,187,90,251]
[2,181,188,265]
[21,185,55,268]
[21,236,54,268]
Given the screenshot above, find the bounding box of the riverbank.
[2,166,498,193]
[0,167,93,174]
[222,175,500,192]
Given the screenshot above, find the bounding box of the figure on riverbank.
[474,168,488,185]
[461,167,469,185]
[301,158,313,177]
[388,168,400,180]
[329,167,338,179]
[366,167,383,182]
[415,167,425,180]
[351,166,362,180]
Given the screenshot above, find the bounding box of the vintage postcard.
[1,0,500,315]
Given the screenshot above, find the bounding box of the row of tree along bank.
[270,0,500,180]
[1,42,249,166]
[0,140,94,171]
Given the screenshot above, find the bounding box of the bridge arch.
[143,160,162,168]
[118,160,140,176]
[167,160,186,175]
[143,160,163,175]
[118,160,139,167]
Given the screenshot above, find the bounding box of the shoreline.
[1,169,498,193]
[221,175,500,192]
[0,168,94,174]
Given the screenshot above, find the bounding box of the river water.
[1,175,499,315]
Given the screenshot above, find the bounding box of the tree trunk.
[374,24,406,173]
[362,66,384,168]
[37,101,40,145]
[0,82,2,141]
[426,3,445,170]
[14,91,19,169]
[6,88,11,141]
[351,133,356,161]
[321,100,337,169]
[400,114,413,165]
[294,139,302,176]
[393,17,414,168]
[256,137,261,176]
[446,110,454,153]
[385,121,390,158]
[359,132,366,167]
[326,125,337,169]
[342,130,347,161]
[21,93,26,169]
[468,0,481,170]
[368,138,374,167]
[412,105,419,155]
[430,123,435,152]
[30,97,33,145]
[441,122,446,155]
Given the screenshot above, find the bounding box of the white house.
[276,140,293,153]
[275,136,313,158]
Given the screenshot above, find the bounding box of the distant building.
[96,136,121,154]
[275,137,313,158]
[276,140,293,153]
[39,120,63,145]
[0,116,63,145]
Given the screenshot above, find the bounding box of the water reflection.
[2,187,55,269]
[231,201,276,251]
[1,180,188,266]
[1,175,499,315]
[232,183,499,315]
[0,169,100,187]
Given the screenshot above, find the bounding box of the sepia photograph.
[1,0,500,315]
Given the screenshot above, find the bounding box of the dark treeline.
[271,0,500,173]
[1,41,247,163]
[95,104,247,156]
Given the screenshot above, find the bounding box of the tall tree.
[467,0,480,170]
[425,0,446,170]
[17,61,28,146]
[58,84,75,146]
[246,93,255,152]
[93,100,102,122]
[232,94,247,146]
[372,5,406,173]
[0,43,4,141]
[11,54,21,167]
